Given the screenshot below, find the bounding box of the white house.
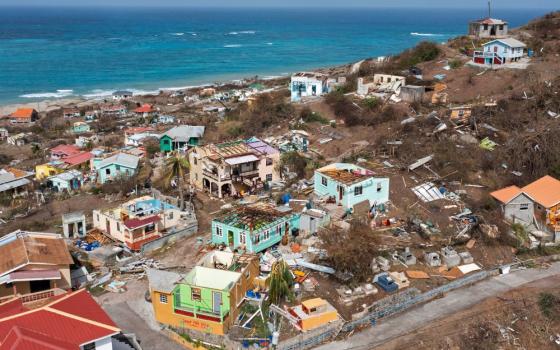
[290,72,332,102]
[473,38,527,66]
[112,90,133,100]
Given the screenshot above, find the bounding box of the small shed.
[62,211,87,238]
[400,85,425,103]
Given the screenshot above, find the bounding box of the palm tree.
[267,260,294,305]
[163,151,190,210]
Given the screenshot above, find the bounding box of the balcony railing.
[173,302,228,323]
[0,288,67,305]
[202,170,231,182]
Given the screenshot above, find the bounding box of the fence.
[341,270,490,332]
[277,320,345,350]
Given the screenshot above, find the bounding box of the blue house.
[48,170,84,192]
[211,203,300,253]
[93,152,140,184]
[313,163,389,210]
[473,37,526,66]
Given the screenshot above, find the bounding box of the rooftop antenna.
[488,0,492,18]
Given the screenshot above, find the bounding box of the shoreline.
[0,62,348,115]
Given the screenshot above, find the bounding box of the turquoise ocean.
[0,7,553,103]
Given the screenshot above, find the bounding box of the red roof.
[62,152,93,166]
[50,145,80,157]
[134,104,154,113]
[1,326,76,350]
[10,109,36,119]
[0,299,26,319]
[123,215,161,229]
[0,290,120,349]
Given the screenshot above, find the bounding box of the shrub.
[396,41,441,69]
[539,292,560,319]
[449,59,462,69]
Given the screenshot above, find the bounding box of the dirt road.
[316,262,560,350]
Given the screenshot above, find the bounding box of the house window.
[266,174,273,182]
[483,24,488,30]
[354,186,363,196]
[116,223,120,231]
[321,176,328,186]
[377,183,382,192]
[264,230,270,240]
[277,225,282,236]
[160,294,168,304]
[116,165,121,171]
[105,169,111,175]
[83,343,96,350]
[96,214,100,221]
[192,288,201,301]
[168,212,174,220]
[255,234,261,244]
[240,232,246,244]
[520,204,529,210]
[216,226,223,237]
[145,223,155,233]
[164,139,170,145]
[193,158,197,165]
[266,157,273,166]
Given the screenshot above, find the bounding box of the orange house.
[289,298,339,331]
[10,108,38,124]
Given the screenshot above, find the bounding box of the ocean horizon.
[0,6,555,104]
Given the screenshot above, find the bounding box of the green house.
[211,203,301,253]
[159,125,205,152]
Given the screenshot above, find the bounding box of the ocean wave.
[20,89,74,99]
[82,89,114,99]
[410,32,445,37]
[266,42,273,45]
[224,44,242,48]
[227,30,256,35]
[170,32,185,36]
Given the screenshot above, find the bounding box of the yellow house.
[35,162,65,180]
[289,298,339,331]
[147,251,260,336]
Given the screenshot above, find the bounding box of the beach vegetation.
[395,41,441,69]
[300,107,328,124]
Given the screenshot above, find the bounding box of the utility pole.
[488,0,492,18]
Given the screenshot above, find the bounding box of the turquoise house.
[314,163,389,210]
[211,204,300,253]
[72,122,91,134]
[94,152,140,184]
[159,125,205,152]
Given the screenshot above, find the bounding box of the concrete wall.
[141,223,198,253]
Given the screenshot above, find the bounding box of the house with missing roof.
[93,152,140,184]
[473,38,527,66]
[72,121,91,134]
[147,250,259,335]
[92,195,197,251]
[0,230,73,299]
[189,137,280,198]
[159,125,205,152]
[0,289,137,350]
[288,298,340,331]
[211,203,300,253]
[0,168,34,197]
[124,126,158,147]
[290,72,332,102]
[469,17,508,38]
[491,175,560,243]
[314,163,390,210]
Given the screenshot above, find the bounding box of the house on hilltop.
[9,108,38,124]
[469,17,508,38]
[159,125,205,152]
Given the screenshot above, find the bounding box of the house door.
[30,280,51,293]
[338,186,344,201]
[212,291,222,314]
[228,230,234,246]
[493,46,498,53]
[106,219,111,235]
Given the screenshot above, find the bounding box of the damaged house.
[290,72,332,102]
[357,74,406,97]
[92,196,197,251]
[147,251,259,335]
[491,175,560,243]
[188,137,280,198]
[211,203,300,253]
[314,163,390,210]
[0,230,73,299]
